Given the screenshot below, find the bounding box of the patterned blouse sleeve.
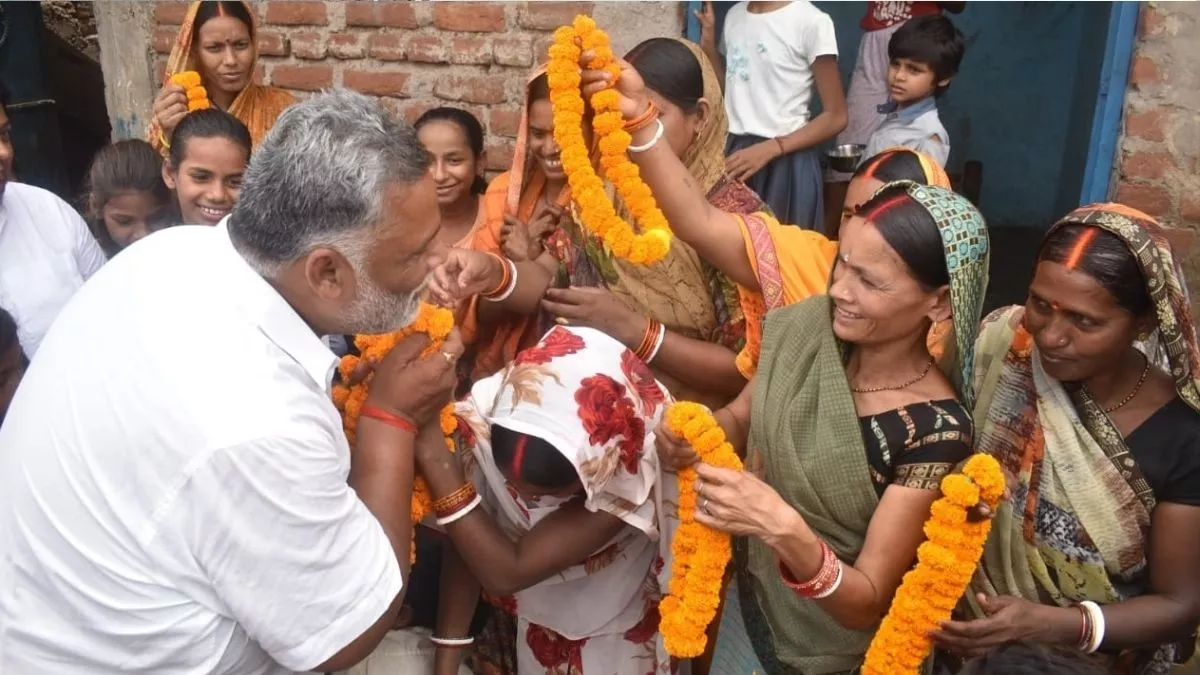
[891,428,974,492]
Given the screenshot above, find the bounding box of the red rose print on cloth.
[455,414,477,452]
[622,601,660,646]
[575,374,645,475]
[515,326,587,366]
[620,349,665,415]
[527,623,587,673]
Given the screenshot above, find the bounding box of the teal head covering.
[868,180,991,407]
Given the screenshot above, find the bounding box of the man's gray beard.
[343,272,424,336]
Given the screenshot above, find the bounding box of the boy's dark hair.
[0,79,9,110]
[889,14,966,97]
[960,643,1108,675]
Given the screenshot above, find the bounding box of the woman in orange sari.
[148,1,296,155]
[456,39,765,410]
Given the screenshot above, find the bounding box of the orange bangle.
[635,320,660,361]
[624,100,660,133]
[360,404,418,436]
[434,483,478,519]
[482,252,511,298]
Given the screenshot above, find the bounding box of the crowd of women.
[2,1,1196,674]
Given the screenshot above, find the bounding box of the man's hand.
[365,329,464,427]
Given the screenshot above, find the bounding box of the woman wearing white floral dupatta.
[412,325,679,675]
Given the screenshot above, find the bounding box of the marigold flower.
[660,402,743,657]
[861,455,1006,675]
[332,303,457,563]
[547,16,673,265]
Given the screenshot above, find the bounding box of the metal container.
[826,143,866,174]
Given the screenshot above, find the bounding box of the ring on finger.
[440,350,457,365]
[700,497,710,514]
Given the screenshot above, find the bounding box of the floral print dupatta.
[455,326,679,674]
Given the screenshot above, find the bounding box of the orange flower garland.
[861,454,1006,674]
[170,71,211,111]
[331,303,457,562]
[546,16,672,265]
[659,402,744,657]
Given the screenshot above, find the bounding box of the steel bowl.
[827,143,866,174]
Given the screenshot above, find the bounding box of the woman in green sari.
[934,204,1200,674]
[576,53,991,674]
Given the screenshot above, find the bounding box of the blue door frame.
[1080,1,1139,204]
[685,0,1140,205]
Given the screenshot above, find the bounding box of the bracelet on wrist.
[360,404,417,436]
[430,635,474,647]
[483,254,518,302]
[628,119,665,154]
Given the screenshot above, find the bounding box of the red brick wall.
[1115,2,1200,311]
[1116,3,1200,226]
[149,1,681,175]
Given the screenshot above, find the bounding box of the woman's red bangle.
[361,404,418,436]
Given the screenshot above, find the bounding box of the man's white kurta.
[0,222,402,674]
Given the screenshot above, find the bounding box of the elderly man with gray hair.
[0,89,458,674]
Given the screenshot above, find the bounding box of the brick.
[400,101,437,125]
[328,32,365,60]
[1138,5,1165,40]
[1123,152,1173,181]
[404,35,447,63]
[345,1,419,29]
[271,64,332,92]
[154,2,189,25]
[449,37,493,65]
[290,31,327,60]
[153,27,176,55]
[488,106,523,138]
[1130,54,1162,86]
[434,75,507,105]
[485,140,515,172]
[493,37,534,67]
[256,31,289,58]
[263,2,328,26]
[1115,183,1171,217]
[367,34,407,62]
[344,70,412,98]
[433,2,506,33]
[517,2,594,31]
[1126,108,1167,142]
[1182,195,1200,224]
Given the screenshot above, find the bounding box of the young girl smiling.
[163,109,251,226]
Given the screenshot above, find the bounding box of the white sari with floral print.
[455,326,679,675]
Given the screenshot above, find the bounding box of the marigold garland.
[861,454,1006,675]
[331,303,457,563]
[170,71,211,112]
[546,16,672,265]
[659,402,744,657]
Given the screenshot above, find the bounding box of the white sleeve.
[174,433,403,672]
[60,197,106,278]
[805,10,839,62]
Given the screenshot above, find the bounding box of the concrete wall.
[98,1,684,171]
